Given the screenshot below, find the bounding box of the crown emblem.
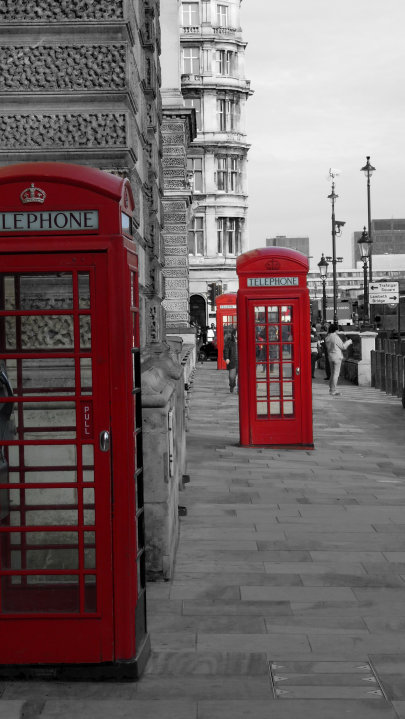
[265,259,281,270]
[20,183,46,204]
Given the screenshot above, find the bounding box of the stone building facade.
[0,0,195,579]
[179,0,252,328]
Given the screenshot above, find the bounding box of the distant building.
[266,235,310,257]
[353,219,405,266]
[180,0,253,327]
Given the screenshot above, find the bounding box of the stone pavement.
[1,362,405,718]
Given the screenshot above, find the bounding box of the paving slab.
[0,702,26,719]
[39,700,197,719]
[196,699,398,719]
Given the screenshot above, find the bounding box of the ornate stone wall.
[161,112,195,328]
[0,0,124,20]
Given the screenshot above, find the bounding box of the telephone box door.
[0,251,114,663]
[249,299,303,445]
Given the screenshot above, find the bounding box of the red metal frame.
[237,248,313,448]
[215,293,237,370]
[0,163,147,672]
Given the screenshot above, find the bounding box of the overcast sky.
[241,0,405,270]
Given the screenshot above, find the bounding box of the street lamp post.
[317,253,329,324]
[357,226,373,326]
[360,156,376,284]
[327,173,345,325]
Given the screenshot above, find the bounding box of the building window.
[184,97,202,130]
[202,0,210,22]
[217,97,239,131]
[188,217,204,255]
[182,2,199,26]
[187,157,203,192]
[216,49,234,75]
[182,47,200,74]
[216,3,228,26]
[217,218,242,255]
[216,156,241,192]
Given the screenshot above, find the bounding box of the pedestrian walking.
[320,329,331,381]
[324,323,352,396]
[310,329,320,378]
[223,328,238,393]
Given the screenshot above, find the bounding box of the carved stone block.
[0,45,126,91]
[0,0,124,21]
[0,113,127,148]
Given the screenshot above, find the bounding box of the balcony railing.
[181,25,200,34]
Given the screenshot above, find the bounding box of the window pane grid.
[254,304,295,419]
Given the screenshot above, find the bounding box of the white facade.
[179,0,252,323]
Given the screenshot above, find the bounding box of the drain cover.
[270,661,386,700]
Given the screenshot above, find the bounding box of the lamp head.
[361,155,376,177]
[317,253,329,278]
[357,226,372,259]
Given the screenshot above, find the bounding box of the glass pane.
[269,382,280,397]
[78,273,90,309]
[1,575,80,613]
[21,470,77,484]
[83,509,95,526]
[17,358,75,396]
[282,344,293,360]
[281,306,292,323]
[80,316,91,350]
[18,403,76,440]
[283,381,294,397]
[256,364,267,379]
[254,306,266,323]
[283,401,294,415]
[268,307,279,323]
[24,445,76,467]
[20,316,74,350]
[25,510,78,526]
[282,325,293,341]
[282,364,293,378]
[268,326,279,341]
[256,402,268,417]
[80,358,92,394]
[4,317,16,349]
[269,363,279,378]
[19,274,73,311]
[256,345,266,362]
[84,575,97,612]
[0,276,15,310]
[82,445,94,465]
[270,401,281,415]
[84,531,96,569]
[256,382,267,399]
[255,325,266,341]
[269,345,280,361]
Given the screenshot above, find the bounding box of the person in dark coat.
[223,328,238,393]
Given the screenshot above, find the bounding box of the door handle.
[296,367,300,375]
[99,430,110,452]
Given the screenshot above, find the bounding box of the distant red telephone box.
[215,293,237,370]
[0,163,149,679]
[237,247,313,447]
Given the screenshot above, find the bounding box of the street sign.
[369,281,399,305]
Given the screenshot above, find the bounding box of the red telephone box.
[215,293,237,370]
[237,247,313,448]
[0,163,149,679]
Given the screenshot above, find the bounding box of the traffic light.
[207,282,222,307]
[207,282,216,306]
